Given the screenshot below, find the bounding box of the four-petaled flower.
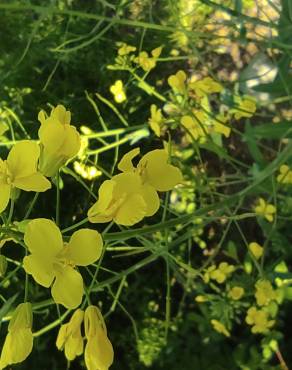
[168,70,187,94]
[0,141,51,213]
[38,105,81,177]
[245,306,275,334]
[88,148,182,226]
[110,80,127,103]
[0,303,33,369]
[23,218,103,309]
[254,198,276,222]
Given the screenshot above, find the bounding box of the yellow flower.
[228,286,244,300]
[88,148,182,226]
[135,47,162,72]
[246,307,275,334]
[168,70,187,94]
[248,242,263,260]
[231,95,256,120]
[211,319,230,337]
[117,42,136,56]
[84,306,114,370]
[23,219,103,309]
[255,280,277,306]
[0,303,33,368]
[254,198,276,222]
[148,104,164,137]
[56,309,84,361]
[277,164,292,184]
[189,77,223,98]
[212,115,231,138]
[38,105,81,177]
[209,262,235,284]
[109,80,127,103]
[181,114,206,140]
[0,141,51,213]
[73,161,102,180]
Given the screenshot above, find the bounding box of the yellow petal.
[0,329,33,367]
[52,266,83,309]
[38,119,66,154]
[7,141,40,178]
[85,333,114,370]
[88,180,116,223]
[24,218,63,257]
[138,150,182,191]
[61,126,81,158]
[65,334,84,361]
[114,193,146,226]
[23,254,55,287]
[117,148,140,173]
[13,172,51,192]
[51,105,71,125]
[141,184,160,216]
[0,184,11,214]
[66,229,103,266]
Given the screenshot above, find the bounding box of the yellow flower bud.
[0,303,33,368]
[248,242,263,260]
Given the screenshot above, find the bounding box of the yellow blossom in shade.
[109,80,127,103]
[228,286,244,300]
[56,309,84,361]
[211,319,230,337]
[23,218,103,309]
[189,77,223,98]
[231,95,256,120]
[84,306,114,370]
[277,164,292,184]
[88,148,182,226]
[181,114,206,141]
[213,115,231,138]
[254,198,276,222]
[38,105,81,177]
[0,141,51,214]
[135,47,161,72]
[246,307,275,334]
[195,295,208,303]
[248,242,263,260]
[209,262,235,284]
[148,104,164,137]
[255,280,277,306]
[168,70,187,94]
[0,303,33,369]
[117,42,136,56]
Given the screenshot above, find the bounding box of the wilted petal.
[24,218,63,257]
[66,229,103,266]
[52,266,83,309]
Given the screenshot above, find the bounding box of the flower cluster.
[148,69,257,143]
[204,262,235,284]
